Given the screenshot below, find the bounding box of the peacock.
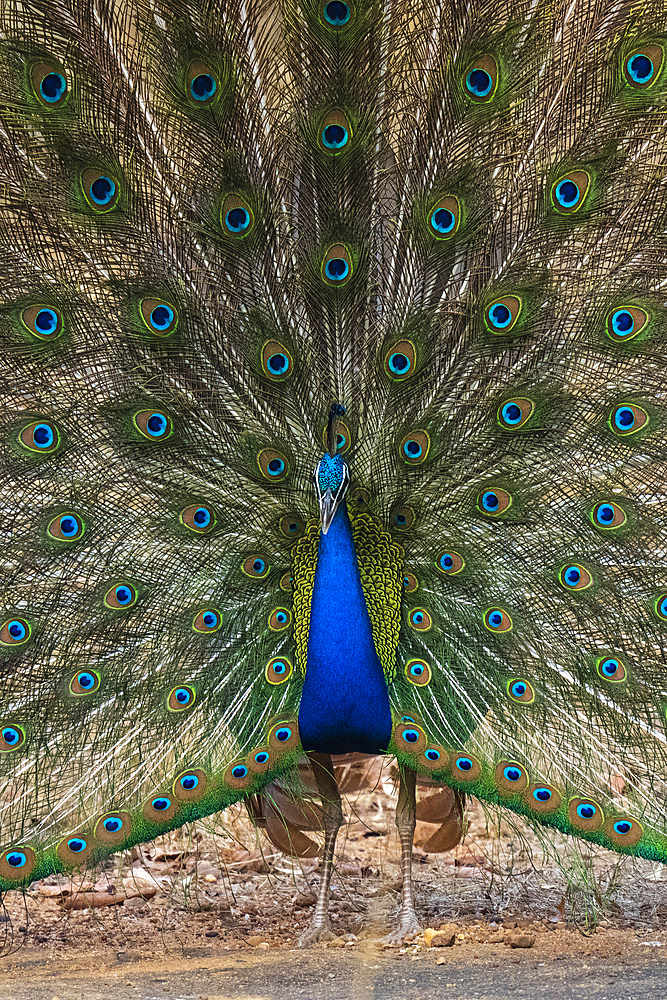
[1,0,667,949]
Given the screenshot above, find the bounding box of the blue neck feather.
[298,502,392,755]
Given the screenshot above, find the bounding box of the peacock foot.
[298,919,336,947]
[380,911,423,946]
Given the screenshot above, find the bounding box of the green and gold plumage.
[1,0,667,905]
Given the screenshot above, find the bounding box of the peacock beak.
[319,487,339,535]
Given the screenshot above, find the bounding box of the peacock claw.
[380,913,423,946]
[298,921,336,947]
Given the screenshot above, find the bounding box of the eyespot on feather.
[422,746,449,770]
[247,746,275,773]
[524,783,561,814]
[192,608,222,633]
[609,403,649,436]
[429,196,461,238]
[321,0,354,29]
[279,571,292,591]
[551,170,591,214]
[21,305,63,340]
[590,500,627,530]
[484,607,513,632]
[568,797,604,832]
[384,340,416,380]
[322,244,352,285]
[258,448,289,481]
[477,487,512,516]
[180,504,216,533]
[57,834,93,865]
[596,656,627,683]
[450,754,481,782]
[623,45,664,88]
[47,512,85,542]
[498,397,534,430]
[266,657,293,685]
[133,409,173,441]
[464,54,498,102]
[604,815,643,847]
[221,194,253,236]
[173,768,208,801]
[403,572,419,593]
[484,296,522,334]
[0,724,26,752]
[81,168,120,212]
[279,514,303,539]
[321,420,352,454]
[495,760,529,794]
[143,795,178,823]
[394,723,427,753]
[186,60,218,104]
[437,551,464,576]
[69,670,100,696]
[103,583,137,610]
[267,719,300,751]
[654,593,667,621]
[558,563,593,591]
[0,618,31,647]
[0,846,36,882]
[167,685,196,712]
[94,811,132,845]
[405,659,431,686]
[390,505,414,530]
[242,555,270,579]
[139,299,178,336]
[30,61,68,108]
[18,420,60,454]
[408,608,432,631]
[399,430,430,465]
[319,108,351,151]
[262,340,293,380]
[507,678,535,704]
[268,608,291,631]
[606,306,649,343]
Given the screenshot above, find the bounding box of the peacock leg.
[382,766,422,944]
[298,752,343,947]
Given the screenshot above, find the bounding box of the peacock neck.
[297,502,392,755]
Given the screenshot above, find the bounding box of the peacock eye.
[408,608,432,631]
[192,608,222,633]
[261,340,293,379]
[464,54,498,101]
[269,608,291,630]
[279,514,303,538]
[139,299,178,336]
[31,62,68,107]
[322,0,352,26]
[534,787,551,802]
[655,594,667,620]
[133,409,173,440]
[484,607,513,632]
[569,797,603,830]
[624,45,663,88]
[498,397,534,430]
[0,618,31,647]
[167,685,196,712]
[18,419,60,455]
[606,305,649,343]
[591,500,627,530]
[21,305,63,340]
[69,670,100,695]
[405,659,431,686]
[104,583,138,609]
[437,550,464,576]
[399,430,430,464]
[242,555,270,579]
[0,724,26,751]
[181,503,216,533]
[551,170,591,214]
[258,448,289,481]
[596,656,626,683]
[47,512,85,542]
[609,403,649,436]
[265,657,293,684]
[484,295,522,334]
[477,487,512,516]
[558,563,592,591]
[429,196,461,238]
[403,572,418,592]
[221,195,253,236]
[508,678,535,704]
[187,61,218,104]
[322,245,352,285]
[452,755,481,781]
[81,169,120,212]
[390,505,414,530]
[320,109,351,151]
[95,810,132,844]
[384,340,416,380]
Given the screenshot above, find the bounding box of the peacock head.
[314,404,350,534]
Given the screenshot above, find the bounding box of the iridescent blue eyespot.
[180,774,199,790]
[488,304,510,328]
[388,352,410,375]
[564,566,580,586]
[612,310,633,336]
[267,457,285,476]
[410,663,424,677]
[601,658,618,677]
[627,54,653,84]
[402,729,420,744]
[77,672,95,690]
[511,681,526,697]
[275,726,292,742]
[103,816,123,833]
[176,688,191,705]
[152,797,170,811]
[267,353,289,374]
[225,207,250,233]
[8,621,26,641]
[466,68,492,97]
[255,751,269,764]
[254,558,265,574]
[194,508,211,528]
[322,124,348,149]
[596,504,614,524]
[456,757,473,771]
[325,257,349,281]
[614,406,635,430]
[6,851,27,868]
[555,179,579,208]
[33,423,54,449]
[324,0,350,24]
[67,837,87,853]
[34,308,59,335]
[232,765,248,779]
[430,207,455,234]
[613,820,632,835]
[425,749,440,761]
[146,413,168,437]
[577,803,597,820]
[533,787,551,802]
[403,439,422,459]
[482,491,499,511]
[40,72,66,103]
[150,304,174,331]
[2,726,22,747]
[191,73,217,101]
[501,403,522,425]
[90,176,116,206]
[503,766,522,782]
[202,611,218,628]
[116,586,132,605]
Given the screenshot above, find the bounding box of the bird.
[1,0,667,948]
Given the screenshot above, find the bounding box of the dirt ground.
[1,768,667,999]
